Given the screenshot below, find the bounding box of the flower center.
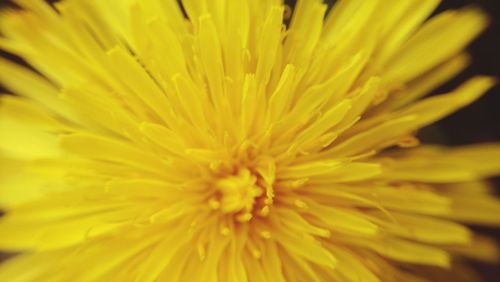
[216,169,262,213]
[211,165,275,222]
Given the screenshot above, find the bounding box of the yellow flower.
[0,0,499,281]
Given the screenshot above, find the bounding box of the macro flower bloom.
[0,0,500,281]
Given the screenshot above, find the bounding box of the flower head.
[0,0,500,281]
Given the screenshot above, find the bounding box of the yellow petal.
[326,245,380,282]
[338,236,450,267]
[394,76,495,128]
[385,7,488,83]
[59,133,171,176]
[380,143,500,182]
[272,222,337,269]
[0,58,78,123]
[304,200,379,235]
[369,211,471,244]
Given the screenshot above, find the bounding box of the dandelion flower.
[1,0,500,281]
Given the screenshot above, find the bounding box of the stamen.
[197,242,206,261]
[259,230,272,239]
[294,199,308,209]
[397,135,420,148]
[258,206,270,217]
[220,226,230,236]
[283,5,292,20]
[237,212,253,222]
[209,197,221,210]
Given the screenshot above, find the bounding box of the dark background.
[0,0,499,280]
[397,1,500,279]
[426,1,500,280]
